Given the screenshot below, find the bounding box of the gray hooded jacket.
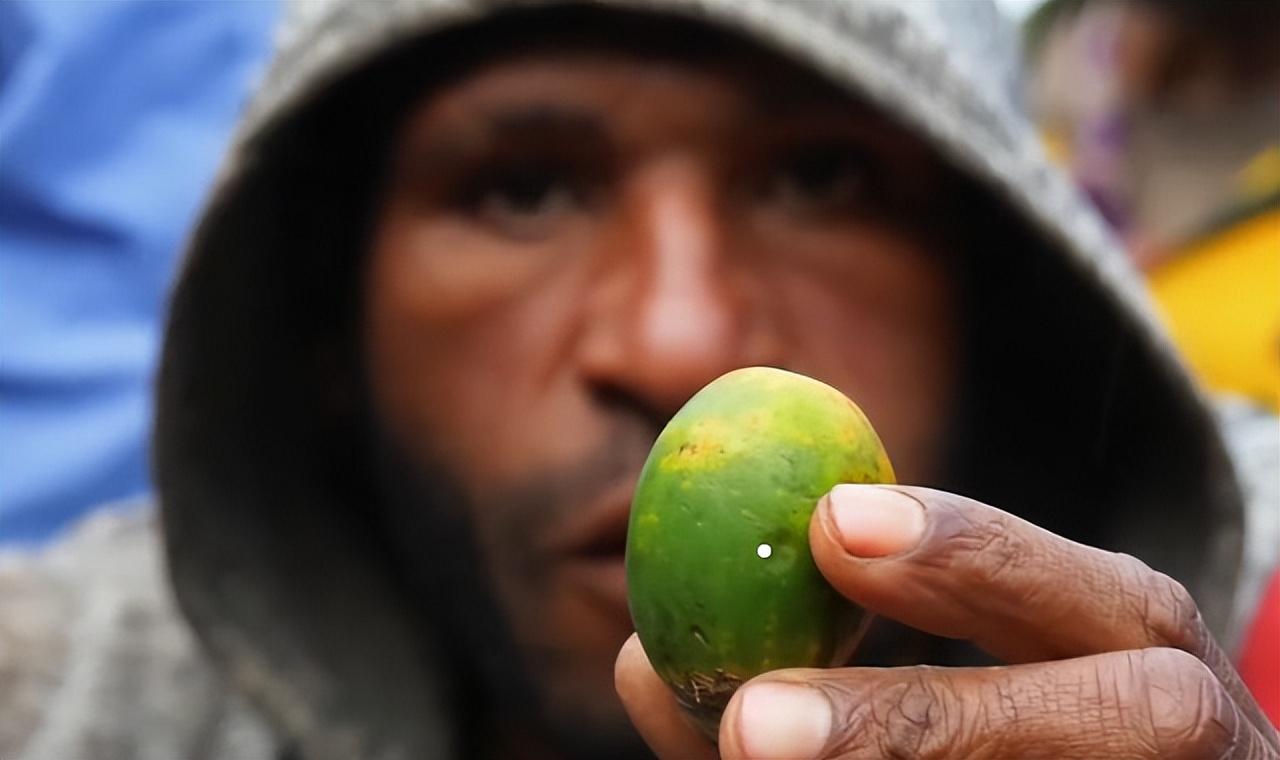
[2,2,1276,759]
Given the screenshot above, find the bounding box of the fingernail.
[736,682,832,759]
[827,485,925,558]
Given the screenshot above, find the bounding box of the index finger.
[809,485,1279,746]
[810,485,1209,664]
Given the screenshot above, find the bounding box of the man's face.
[365,41,958,750]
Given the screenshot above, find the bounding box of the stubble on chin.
[367,413,660,757]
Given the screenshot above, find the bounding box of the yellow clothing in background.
[1150,203,1279,411]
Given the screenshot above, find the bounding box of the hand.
[616,484,1280,759]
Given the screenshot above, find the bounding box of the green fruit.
[626,366,894,738]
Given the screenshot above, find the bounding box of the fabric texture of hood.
[154,2,1250,759]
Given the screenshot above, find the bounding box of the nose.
[576,156,776,418]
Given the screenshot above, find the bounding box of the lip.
[544,479,636,622]
[542,479,635,560]
[562,555,631,624]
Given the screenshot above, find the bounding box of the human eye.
[456,158,586,241]
[758,141,880,218]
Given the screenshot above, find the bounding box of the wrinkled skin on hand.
[616,485,1280,759]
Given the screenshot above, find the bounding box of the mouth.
[544,479,635,561]
[545,480,635,622]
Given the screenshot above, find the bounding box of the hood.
[154,2,1246,758]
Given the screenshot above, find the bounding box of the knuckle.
[1121,557,1209,654]
[945,512,1031,590]
[1134,648,1237,760]
[826,669,962,760]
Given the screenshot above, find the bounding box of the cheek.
[364,217,583,495]
[764,237,957,482]
[368,201,577,316]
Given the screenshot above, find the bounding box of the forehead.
[388,57,922,174]
[389,9,891,143]
[408,51,870,129]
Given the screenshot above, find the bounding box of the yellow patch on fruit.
[627,367,894,740]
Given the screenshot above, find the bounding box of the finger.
[719,647,1270,760]
[809,484,1212,665]
[615,633,718,760]
[810,485,1280,747]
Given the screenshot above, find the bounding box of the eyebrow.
[484,103,604,140]
[400,103,609,174]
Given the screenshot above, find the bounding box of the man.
[2,2,1276,759]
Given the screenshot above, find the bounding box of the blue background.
[0,0,279,543]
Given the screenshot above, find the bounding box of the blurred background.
[0,0,279,542]
[0,0,1275,545]
[1023,0,1279,418]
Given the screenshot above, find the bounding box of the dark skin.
[364,40,1279,760]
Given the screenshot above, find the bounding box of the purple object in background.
[0,0,279,543]
[1067,4,1133,237]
